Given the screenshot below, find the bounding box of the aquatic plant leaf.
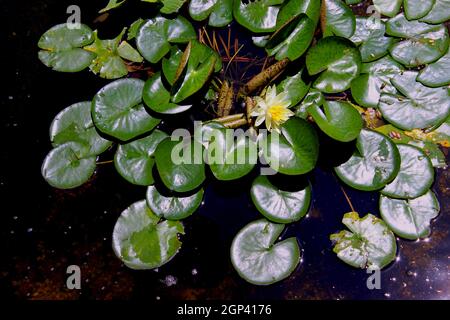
[380,190,440,240]
[295,89,324,119]
[99,0,127,13]
[128,18,145,40]
[306,37,362,93]
[160,0,187,14]
[277,0,321,26]
[231,219,301,285]
[335,129,401,191]
[417,49,450,88]
[92,79,161,142]
[112,200,184,270]
[146,185,204,220]
[277,68,310,107]
[330,212,397,269]
[373,0,402,17]
[233,0,284,33]
[404,0,435,20]
[117,41,143,63]
[251,176,311,223]
[189,0,233,27]
[162,46,183,85]
[114,129,168,186]
[420,0,450,24]
[322,0,356,38]
[381,144,434,199]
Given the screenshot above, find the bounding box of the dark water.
[1,0,449,300]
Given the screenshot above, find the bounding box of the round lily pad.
[404,0,435,20]
[335,129,401,191]
[306,36,362,93]
[330,212,397,269]
[233,0,283,33]
[189,0,233,27]
[261,118,319,175]
[38,23,96,72]
[155,138,206,193]
[250,176,311,223]
[386,13,449,67]
[378,71,450,131]
[350,56,403,108]
[321,0,355,39]
[420,0,450,24]
[112,200,185,270]
[308,100,363,142]
[114,129,168,186]
[381,144,434,199]
[373,0,402,18]
[50,101,112,156]
[380,191,440,240]
[146,185,204,220]
[41,142,96,189]
[230,219,301,285]
[276,0,321,26]
[92,78,161,142]
[143,72,192,114]
[417,49,450,88]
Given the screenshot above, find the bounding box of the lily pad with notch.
[276,0,321,26]
[233,0,284,33]
[189,0,233,27]
[417,49,450,88]
[321,0,355,39]
[372,0,402,18]
[420,0,450,24]
[404,0,435,20]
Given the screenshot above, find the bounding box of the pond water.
[1,0,449,300]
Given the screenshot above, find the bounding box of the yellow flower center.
[267,105,289,122]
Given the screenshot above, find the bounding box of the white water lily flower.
[251,85,293,133]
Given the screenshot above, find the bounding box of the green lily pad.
[162,46,183,85]
[350,55,403,108]
[266,14,315,61]
[194,121,226,148]
[143,72,192,114]
[277,68,310,107]
[404,0,435,20]
[378,71,450,131]
[381,144,434,199]
[373,0,402,18]
[189,0,233,27]
[127,18,145,40]
[350,17,396,63]
[92,78,161,142]
[277,0,321,26]
[146,185,204,220]
[42,142,96,189]
[386,13,449,67]
[84,29,129,79]
[136,16,196,63]
[410,140,447,169]
[306,36,362,93]
[160,0,187,14]
[420,0,450,24]
[206,128,257,181]
[308,100,363,142]
[112,200,185,270]
[117,41,143,63]
[230,219,301,285]
[250,176,311,223]
[330,212,397,269]
[233,0,284,33]
[380,190,440,240]
[114,129,168,186]
[295,89,324,119]
[50,101,112,156]
[321,0,356,38]
[261,118,319,175]
[155,138,206,193]
[417,49,450,88]
[335,129,401,191]
[38,23,96,72]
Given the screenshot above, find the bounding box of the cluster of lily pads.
[38,0,449,285]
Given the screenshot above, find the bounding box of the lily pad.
[41,142,96,189]
[330,212,397,269]
[306,36,362,93]
[114,129,168,186]
[335,129,401,191]
[92,78,161,142]
[162,46,183,85]
[350,56,403,108]
[206,128,257,181]
[380,191,440,240]
[136,16,196,63]
[117,41,143,63]
[373,0,402,18]
[350,17,395,63]
[160,0,187,14]
[321,0,356,39]
[386,13,449,67]
[420,0,450,24]
[233,0,284,33]
[261,118,319,175]
[230,219,301,285]
[296,89,324,119]
[155,138,206,193]
[250,176,311,223]
[50,101,112,156]
[308,101,363,142]
[189,0,233,27]
[378,71,450,131]
[404,0,435,20]
[417,49,450,88]
[38,23,96,72]
[381,144,434,199]
[194,121,226,148]
[277,68,310,107]
[143,72,192,114]
[146,185,204,220]
[112,200,185,270]
[266,14,316,61]
[277,0,321,26]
